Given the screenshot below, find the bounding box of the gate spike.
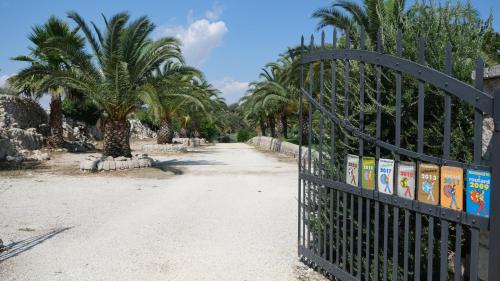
[418,35,425,64]
[377,28,383,52]
[396,30,403,57]
[445,42,452,75]
[359,26,366,50]
[333,28,337,49]
[345,29,350,49]
[475,57,485,88]
[309,35,314,52]
[321,30,325,49]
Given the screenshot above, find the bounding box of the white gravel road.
[0,143,324,281]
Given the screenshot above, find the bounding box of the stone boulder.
[0,96,47,161]
[6,128,44,151]
[0,138,15,161]
[80,153,155,172]
[142,143,188,153]
[172,137,205,147]
[129,119,156,139]
[63,117,102,142]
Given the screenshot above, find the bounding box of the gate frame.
[297,28,500,281]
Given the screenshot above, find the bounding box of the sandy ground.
[0,142,325,281]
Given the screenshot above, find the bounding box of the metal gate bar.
[297,27,498,281]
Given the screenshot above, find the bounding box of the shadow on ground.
[0,227,72,262]
[152,159,226,175]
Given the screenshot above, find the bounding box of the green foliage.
[199,120,220,141]
[237,128,254,142]
[133,107,157,129]
[62,96,100,124]
[0,87,16,96]
[36,12,184,121]
[220,135,231,143]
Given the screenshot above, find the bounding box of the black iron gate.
[297,28,500,281]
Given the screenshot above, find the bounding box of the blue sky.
[0,0,498,105]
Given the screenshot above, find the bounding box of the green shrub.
[237,128,254,142]
[220,135,231,143]
[199,120,219,141]
[134,107,157,129]
[62,96,100,124]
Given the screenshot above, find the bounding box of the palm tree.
[141,62,208,144]
[188,79,225,137]
[39,12,183,157]
[312,0,406,43]
[10,16,85,148]
[239,52,300,139]
[240,82,279,137]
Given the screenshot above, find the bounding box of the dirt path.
[0,143,324,281]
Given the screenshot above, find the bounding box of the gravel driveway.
[0,143,324,281]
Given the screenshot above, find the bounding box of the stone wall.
[0,95,47,130]
[0,96,47,160]
[173,137,206,147]
[247,136,318,165]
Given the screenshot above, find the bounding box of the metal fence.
[297,28,500,281]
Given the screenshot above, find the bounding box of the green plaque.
[362,157,375,190]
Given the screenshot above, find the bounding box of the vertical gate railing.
[297,27,500,281]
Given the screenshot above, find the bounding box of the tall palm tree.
[39,12,183,157]
[240,52,300,139]
[10,16,85,148]
[141,62,208,144]
[187,79,225,137]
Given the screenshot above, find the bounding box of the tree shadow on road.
[0,227,72,262]
[152,159,226,175]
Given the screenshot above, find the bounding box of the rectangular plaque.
[417,163,440,205]
[346,154,359,187]
[378,159,395,194]
[397,162,416,199]
[361,157,375,190]
[440,166,464,210]
[466,169,491,217]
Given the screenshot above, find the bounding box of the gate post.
[488,87,500,281]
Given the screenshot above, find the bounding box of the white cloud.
[205,3,223,21]
[0,74,12,88]
[157,7,228,67]
[212,77,249,104]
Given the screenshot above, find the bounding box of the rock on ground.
[129,119,156,139]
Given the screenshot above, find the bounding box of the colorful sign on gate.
[397,162,416,199]
[418,163,440,205]
[361,157,375,190]
[378,159,394,194]
[346,154,359,187]
[440,166,464,211]
[466,169,491,217]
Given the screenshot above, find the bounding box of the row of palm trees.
[9,12,225,157]
[239,53,300,140]
[239,0,499,162]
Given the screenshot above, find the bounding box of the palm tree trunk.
[103,119,131,157]
[192,121,200,138]
[180,127,188,138]
[280,113,288,139]
[47,94,64,148]
[157,118,173,144]
[268,115,277,138]
[259,119,267,136]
